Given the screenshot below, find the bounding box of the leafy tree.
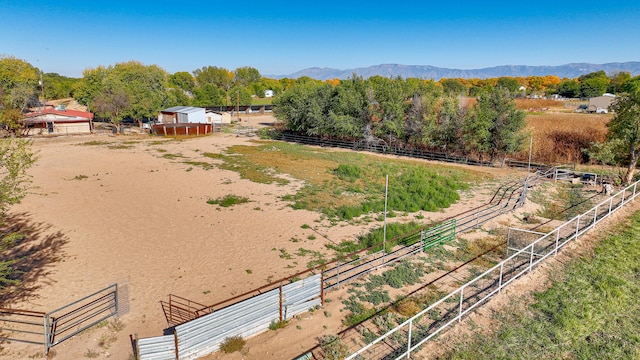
[193,66,234,104]
[73,66,109,109]
[0,57,39,132]
[433,95,465,152]
[558,79,581,98]
[580,77,609,98]
[464,87,526,162]
[234,66,261,88]
[168,71,195,92]
[259,77,283,96]
[0,56,38,96]
[441,78,467,96]
[92,85,130,124]
[193,66,234,88]
[621,76,640,93]
[0,138,36,213]
[0,137,36,287]
[608,72,632,94]
[192,84,225,106]
[42,72,79,99]
[604,89,640,184]
[579,70,610,98]
[496,77,520,94]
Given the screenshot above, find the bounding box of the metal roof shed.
[159,106,206,124]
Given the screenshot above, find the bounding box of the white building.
[158,106,206,124]
[264,89,274,98]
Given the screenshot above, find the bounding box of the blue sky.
[1,0,639,78]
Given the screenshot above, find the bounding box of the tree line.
[273,76,528,163]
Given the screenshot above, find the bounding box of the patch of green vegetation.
[78,140,109,146]
[73,174,88,180]
[206,194,249,207]
[329,221,425,254]
[268,319,287,330]
[531,183,593,221]
[209,142,480,221]
[319,334,350,360]
[108,144,134,149]
[447,211,640,359]
[219,336,246,353]
[162,153,184,160]
[295,248,327,268]
[183,161,214,170]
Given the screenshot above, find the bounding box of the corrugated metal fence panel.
[138,335,176,360]
[283,274,322,319]
[176,288,281,359]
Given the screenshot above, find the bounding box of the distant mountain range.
[268,62,640,80]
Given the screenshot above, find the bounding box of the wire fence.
[345,179,639,360]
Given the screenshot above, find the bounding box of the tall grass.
[446,210,640,359]
[514,113,609,164]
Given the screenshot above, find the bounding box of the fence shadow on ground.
[0,212,68,305]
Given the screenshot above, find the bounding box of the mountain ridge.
[267,62,640,80]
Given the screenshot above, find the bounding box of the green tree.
[192,84,225,106]
[234,66,261,88]
[604,89,640,184]
[92,85,130,124]
[73,66,109,109]
[168,72,195,92]
[0,57,39,132]
[108,61,168,123]
[609,72,632,94]
[192,66,234,104]
[434,95,465,153]
[441,78,467,96]
[579,71,610,98]
[0,137,36,287]
[42,73,79,99]
[464,87,526,162]
[558,79,581,98]
[496,77,520,94]
[0,138,36,214]
[621,76,640,93]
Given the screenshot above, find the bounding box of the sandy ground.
[2,114,531,359]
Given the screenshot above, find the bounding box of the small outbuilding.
[158,106,206,124]
[23,107,94,135]
[588,94,616,113]
[205,111,232,125]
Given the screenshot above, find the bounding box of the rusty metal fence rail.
[346,179,639,360]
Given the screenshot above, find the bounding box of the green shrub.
[207,194,249,207]
[219,336,245,353]
[334,164,362,182]
[319,335,349,360]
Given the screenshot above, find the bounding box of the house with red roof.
[23,106,94,135]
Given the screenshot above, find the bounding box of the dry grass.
[514,112,610,164]
[514,98,565,111]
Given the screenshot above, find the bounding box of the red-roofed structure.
[23,107,94,135]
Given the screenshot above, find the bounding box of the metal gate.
[0,283,118,354]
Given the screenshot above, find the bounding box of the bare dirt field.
[2,114,546,359]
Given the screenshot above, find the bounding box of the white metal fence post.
[593,206,598,227]
[458,287,464,322]
[407,320,413,359]
[555,228,560,255]
[528,244,534,271]
[498,263,504,292]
